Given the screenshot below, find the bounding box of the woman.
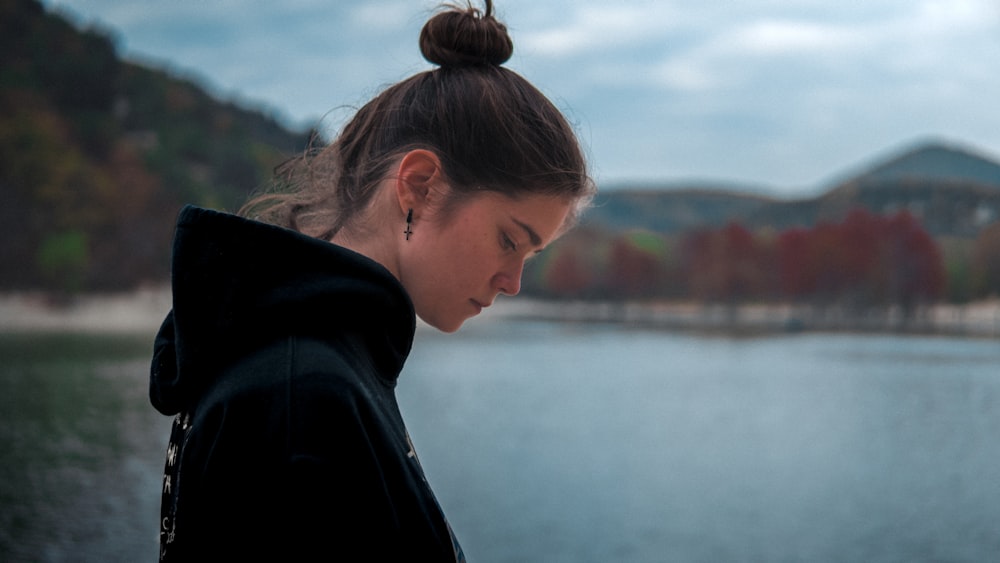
[149,1,593,561]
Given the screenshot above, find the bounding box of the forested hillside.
[1,0,311,292]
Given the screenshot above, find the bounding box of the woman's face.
[399,191,572,333]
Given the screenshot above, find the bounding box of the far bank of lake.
[1,289,998,338]
[489,298,1000,338]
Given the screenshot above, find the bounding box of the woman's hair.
[241,0,594,240]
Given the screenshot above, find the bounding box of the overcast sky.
[43,0,1000,196]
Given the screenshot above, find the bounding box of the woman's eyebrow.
[512,218,542,247]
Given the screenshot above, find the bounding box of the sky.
[42,0,1000,196]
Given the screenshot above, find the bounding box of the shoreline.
[485,298,1000,339]
[2,289,999,338]
[0,288,171,335]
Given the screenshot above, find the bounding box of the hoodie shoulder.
[150,206,415,417]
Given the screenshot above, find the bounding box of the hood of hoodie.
[150,205,416,416]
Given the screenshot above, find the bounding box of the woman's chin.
[419,313,466,334]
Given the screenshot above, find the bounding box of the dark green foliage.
[36,230,89,294]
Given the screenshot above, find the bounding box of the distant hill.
[847,141,1000,186]
[583,141,1000,238]
[584,188,775,234]
[0,0,312,292]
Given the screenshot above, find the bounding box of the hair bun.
[419,1,513,68]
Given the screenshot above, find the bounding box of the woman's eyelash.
[502,233,517,250]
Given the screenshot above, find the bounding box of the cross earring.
[404,209,413,240]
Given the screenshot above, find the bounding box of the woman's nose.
[495,261,524,296]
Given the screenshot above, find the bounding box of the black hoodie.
[150,206,463,562]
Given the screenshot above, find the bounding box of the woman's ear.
[395,149,444,216]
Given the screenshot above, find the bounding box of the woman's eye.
[502,233,517,251]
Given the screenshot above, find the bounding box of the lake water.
[2,321,999,562]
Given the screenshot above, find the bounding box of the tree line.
[524,207,1000,310]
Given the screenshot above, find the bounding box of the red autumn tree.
[881,210,946,309]
[606,230,669,298]
[972,222,1000,298]
[776,207,945,309]
[681,221,771,303]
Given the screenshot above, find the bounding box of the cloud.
[726,19,862,55]
[911,0,999,33]
[517,4,681,58]
[349,1,421,31]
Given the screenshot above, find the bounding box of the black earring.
[404,209,413,240]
